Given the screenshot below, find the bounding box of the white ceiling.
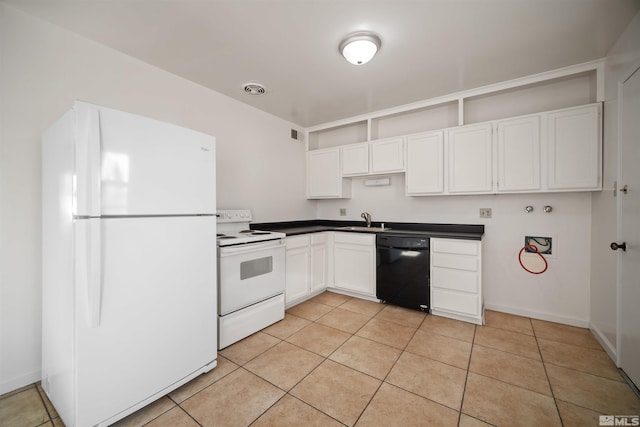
[4,0,640,127]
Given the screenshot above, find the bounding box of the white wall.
[317,177,593,326]
[0,4,315,394]
[590,11,640,359]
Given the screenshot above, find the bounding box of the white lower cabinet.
[331,232,376,299]
[285,233,329,307]
[430,238,483,325]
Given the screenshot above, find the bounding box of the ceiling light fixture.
[339,32,381,65]
[243,82,267,96]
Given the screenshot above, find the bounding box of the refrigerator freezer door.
[74,102,216,216]
[74,216,217,426]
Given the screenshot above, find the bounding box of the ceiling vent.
[243,82,267,96]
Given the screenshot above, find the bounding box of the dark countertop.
[251,220,484,240]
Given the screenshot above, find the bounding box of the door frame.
[615,58,640,372]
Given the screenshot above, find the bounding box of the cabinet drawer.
[432,253,478,271]
[431,267,479,293]
[286,235,310,249]
[432,239,479,255]
[432,288,480,316]
[311,233,328,245]
[333,231,375,245]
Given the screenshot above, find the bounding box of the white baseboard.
[0,370,41,396]
[589,322,618,364]
[484,303,590,328]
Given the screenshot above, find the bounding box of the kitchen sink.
[336,226,390,232]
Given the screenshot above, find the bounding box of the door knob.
[610,242,627,251]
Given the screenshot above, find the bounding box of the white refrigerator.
[41,101,217,426]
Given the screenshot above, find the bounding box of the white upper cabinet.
[447,123,493,194]
[496,115,541,192]
[341,143,369,176]
[307,148,351,199]
[546,104,601,191]
[405,131,444,195]
[370,137,404,174]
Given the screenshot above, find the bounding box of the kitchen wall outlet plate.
[339,208,347,216]
[479,208,492,218]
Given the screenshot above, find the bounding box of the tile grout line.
[350,309,427,427]
[457,324,478,426]
[531,318,565,427]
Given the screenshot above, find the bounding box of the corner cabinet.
[331,232,376,299]
[430,238,483,325]
[307,148,351,199]
[285,233,329,307]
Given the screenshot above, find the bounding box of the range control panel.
[216,209,252,223]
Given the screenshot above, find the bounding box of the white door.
[74,102,216,216]
[75,216,217,426]
[618,65,640,388]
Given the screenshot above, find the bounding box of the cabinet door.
[285,245,310,305]
[342,143,369,176]
[497,115,540,192]
[334,243,374,296]
[371,137,404,173]
[447,124,493,193]
[307,148,348,198]
[333,233,375,297]
[547,104,601,190]
[406,131,444,195]
[310,243,327,292]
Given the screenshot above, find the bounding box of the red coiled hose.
[518,244,548,274]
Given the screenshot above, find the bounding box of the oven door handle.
[219,239,285,256]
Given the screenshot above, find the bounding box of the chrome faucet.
[361,212,372,228]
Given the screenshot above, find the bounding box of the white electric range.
[216,209,286,349]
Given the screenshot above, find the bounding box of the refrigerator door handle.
[76,219,103,328]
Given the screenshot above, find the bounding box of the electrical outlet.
[524,236,552,254]
[479,208,492,218]
[339,208,347,216]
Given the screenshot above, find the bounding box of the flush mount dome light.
[339,32,381,65]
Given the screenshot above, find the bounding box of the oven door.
[218,239,285,316]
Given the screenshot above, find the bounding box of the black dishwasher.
[376,233,430,312]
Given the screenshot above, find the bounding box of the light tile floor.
[2,291,640,426]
